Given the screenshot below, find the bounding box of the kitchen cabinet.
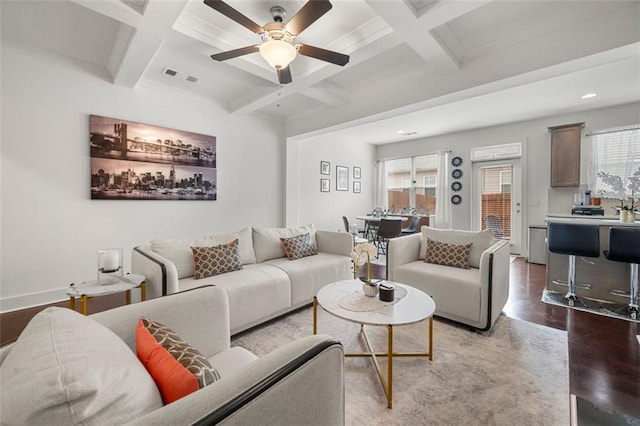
[548,122,584,187]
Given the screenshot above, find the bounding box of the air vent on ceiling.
[186,76,198,83]
[163,67,179,77]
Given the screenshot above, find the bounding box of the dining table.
[356,215,408,240]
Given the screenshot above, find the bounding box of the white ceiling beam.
[69,0,142,28]
[230,32,405,114]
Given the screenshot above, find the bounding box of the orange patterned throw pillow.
[424,237,472,269]
[191,239,242,279]
[136,317,221,404]
[280,233,318,260]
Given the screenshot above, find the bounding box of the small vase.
[620,210,635,223]
[362,282,378,297]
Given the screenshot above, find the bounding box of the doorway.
[472,159,522,254]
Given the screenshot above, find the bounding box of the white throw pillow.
[151,227,256,279]
[0,307,163,425]
[419,227,494,268]
[253,225,316,263]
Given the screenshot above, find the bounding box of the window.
[385,154,438,214]
[589,127,640,197]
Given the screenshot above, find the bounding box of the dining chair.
[401,216,421,235]
[376,218,402,257]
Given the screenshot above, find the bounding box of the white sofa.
[132,225,353,334]
[0,286,345,425]
[386,226,510,330]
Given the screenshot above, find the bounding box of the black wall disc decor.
[451,156,463,167]
[451,181,462,192]
[451,169,463,179]
[451,194,462,205]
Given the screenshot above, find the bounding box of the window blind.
[589,127,640,197]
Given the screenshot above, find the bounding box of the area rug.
[232,307,569,426]
[542,289,640,324]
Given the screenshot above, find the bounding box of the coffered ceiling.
[2,0,639,143]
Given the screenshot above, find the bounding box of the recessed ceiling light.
[397,130,405,134]
[581,93,597,99]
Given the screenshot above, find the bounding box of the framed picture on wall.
[321,179,330,192]
[353,181,361,193]
[336,166,349,191]
[353,167,361,179]
[320,161,330,175]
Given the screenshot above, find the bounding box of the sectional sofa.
[132,225,353,335]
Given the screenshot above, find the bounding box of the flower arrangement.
[351,242,377,280]
[597,167,640,215]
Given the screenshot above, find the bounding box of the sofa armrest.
[132,245,180,298]
[90,286,231,358]
[124,335,344,426]
[478,239,511,331]
[386,233,422,280]
[316,230,353,257]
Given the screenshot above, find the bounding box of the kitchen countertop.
[546,213,640,227]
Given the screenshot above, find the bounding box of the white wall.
[0,45,285,312]
[286,134,375,232]
[376,102,640,254]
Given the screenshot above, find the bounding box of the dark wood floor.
[2,258,638,417]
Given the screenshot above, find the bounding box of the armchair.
[386,228,510,331]
[0,286,345,425]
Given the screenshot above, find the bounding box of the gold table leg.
[80,296,89,315]
[69,296,76,312]
[140,281,147,301]
[125,289,131,305]
[313,296,317,335]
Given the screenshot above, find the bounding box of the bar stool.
[548,223,600,306]
[603,227,640,319]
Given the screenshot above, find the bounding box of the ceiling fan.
[204,0,349,84]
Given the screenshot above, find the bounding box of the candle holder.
[97,248,123,285]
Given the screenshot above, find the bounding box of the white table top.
[356,215,408,222]
[316,279,436,326]
[66,274,145,297]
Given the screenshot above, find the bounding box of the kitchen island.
[545,215,639,316]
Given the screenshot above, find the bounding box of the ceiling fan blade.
[203,0,263,34]
[277,66,293,85]
[285,0,332,36]
[298,44,349,66]
[211,45,259,61]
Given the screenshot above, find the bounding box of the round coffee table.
[313,279,436,409]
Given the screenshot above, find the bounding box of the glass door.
[472,160,522,254]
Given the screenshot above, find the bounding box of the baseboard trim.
[0,288,68,314]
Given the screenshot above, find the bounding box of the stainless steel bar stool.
[548,223,600,306]
[603,227,640,319]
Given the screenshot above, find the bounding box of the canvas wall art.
[90,115,217,200]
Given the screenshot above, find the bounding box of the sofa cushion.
[280,233,318,260]
[0,307,163,425]
[419,227,493,268]
[192,239,242,279]
[151,227,255,279]
[253,225,316,263]
[136,317,221,404]
[425,237,472,269]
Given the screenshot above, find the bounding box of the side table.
[66,274,146,315]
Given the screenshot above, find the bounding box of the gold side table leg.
[81,296,88,315]
[313,296,317,335]
[387,324,393,409]
[125,289,131,305]
[140,282,146,301]
[69,296,76,312]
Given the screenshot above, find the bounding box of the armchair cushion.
[425,237,472,269]
[280,233,318,260]
[0,307,163,425]
[136,317,221,404]
[191,239,242,279]
[420,226,493,268]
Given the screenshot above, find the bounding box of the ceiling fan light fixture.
[259,39,297,69]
